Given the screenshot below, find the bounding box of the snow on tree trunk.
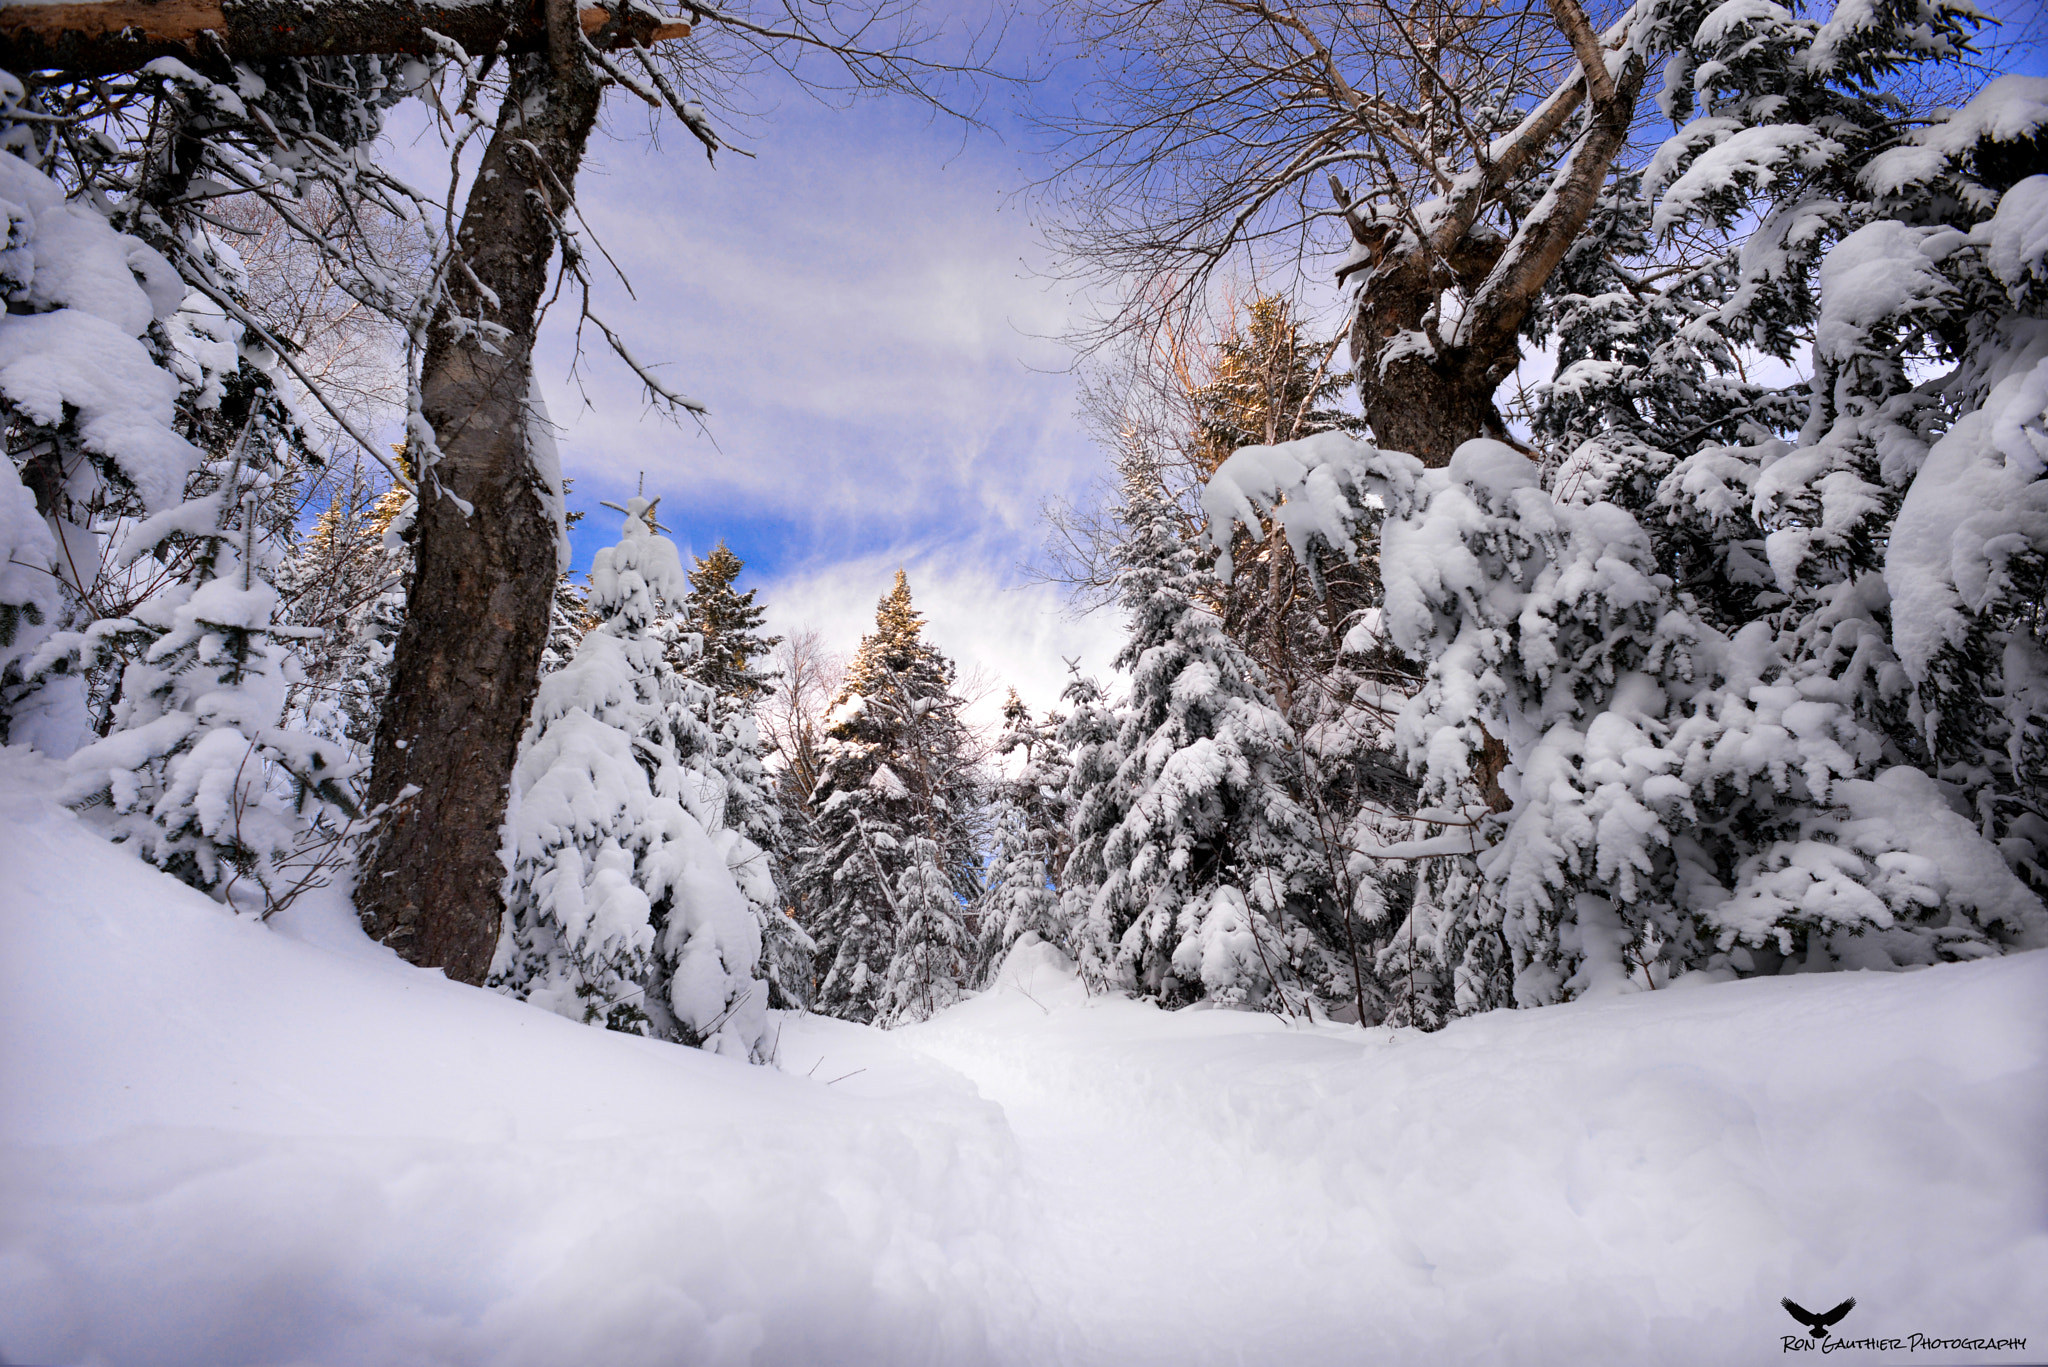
[356,32,603,986]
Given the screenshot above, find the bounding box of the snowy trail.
[890,941,2048,1365]
[895,970,1391,1364]
[5,774,2046,1366]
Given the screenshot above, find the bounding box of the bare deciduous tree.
[1040,0,1656,465]
[758,626,846,811]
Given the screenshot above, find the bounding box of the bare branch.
[181,271,419,494]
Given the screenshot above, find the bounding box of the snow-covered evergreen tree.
[1199,33,2048,1021]
[0,110,366,903]
[0,66,444,924]
[1194,297,1373,699]
[1,111,206,750]
[796,571,981,1025]
[1291,597,1415,1023]
[1190,295,1361,472]
[540,574,594,676]
[660,539,813,1008]
[977,690,1072,976]
[1816,76,2048,904]
[46,418,362,906]
[0,470,62,745]
[1088,456,1343,1010]
[495,497,770,1059]
[693,678,816,1011]
[1051,667,1126,987]
[877,831,974,1024]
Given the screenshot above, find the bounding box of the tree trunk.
[1,0,685,76]
[354,6,603,984]
[1345,235,1523,471]
[1363,348,1524,471]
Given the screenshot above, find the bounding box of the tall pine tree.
[796,571,982,1024]
[1085,456,1345,1010]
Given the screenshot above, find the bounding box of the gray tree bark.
[353,0,616,983]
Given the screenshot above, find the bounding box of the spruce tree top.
[840,570,954,703]
[590,496,686,630]
[681,539,780,703]
[1192,296,1361,473]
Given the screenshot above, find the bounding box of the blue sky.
[368,0,2047,725]
[441,21,1130,723]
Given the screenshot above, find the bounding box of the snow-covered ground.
[3,764,2043,1366]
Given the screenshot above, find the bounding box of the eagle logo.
[1782,1297,1857,1339]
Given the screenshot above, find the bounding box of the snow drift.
[2,756,2042,1365]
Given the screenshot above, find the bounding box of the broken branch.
[0,0,688,76]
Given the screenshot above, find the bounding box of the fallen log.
[0,0,688,74]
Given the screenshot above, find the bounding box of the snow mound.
[3,759,2043,1365]
[911,944,2045,1364]
[0,765,1033,1367]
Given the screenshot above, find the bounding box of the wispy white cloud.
[528,95,1100,568]
[759,544,1125,731]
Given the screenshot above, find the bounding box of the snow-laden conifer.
[1192,296,1375,721]
[45,418,362,906]
[1051,667,1125,986]
[668,541,813,1009]
[0,438,66,749]
[877,831,973,1023]
[797,571,981,1025]
[496,497,770,1059]
[692,685,816,1011]
[541,575,595,676]
[977,690,1072,977]
[1,121,204,751]
[0,119,362,901]
[1090,456,1340,1010]
[1,79,405,915]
